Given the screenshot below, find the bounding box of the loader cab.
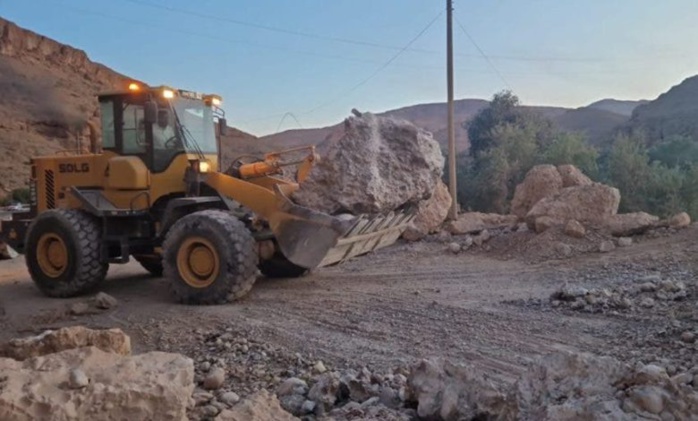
[98,84,225,173]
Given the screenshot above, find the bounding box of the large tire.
[134,255,163,277]
[25,209,108,298]
[163,210,258,305]
[259,253,309,279]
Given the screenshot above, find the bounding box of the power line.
[58,3,447,71]
[455,16,512,91]
[301,11,444,116]
[275,112,304,133]
[122,0,440,55]
[118,0,678,64]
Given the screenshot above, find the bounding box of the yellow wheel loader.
[0,83,415,304]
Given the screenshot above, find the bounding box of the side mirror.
[144,100,158,124]
[218,118,228,136]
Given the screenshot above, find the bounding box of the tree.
[607,132,651,212]
[467,91,521,157]
[542,132,599,178]
[648,135,698,168]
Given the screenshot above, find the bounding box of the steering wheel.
[164,136,181,149]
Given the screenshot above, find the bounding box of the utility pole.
[446,0,458,219]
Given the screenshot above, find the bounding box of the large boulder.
[402,180,452,241]
[407,359,515,420]
[526,183,620,229]
[0,347,194,421]
[0,326,131,360]
[292,112,444,215]
[511,165,563,218]
[557,165,593,187]
[605,212,659,236]
[446,212,519,235]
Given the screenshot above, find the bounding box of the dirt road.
[1,228,696,386]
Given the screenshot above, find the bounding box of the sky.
[2,0,698,136]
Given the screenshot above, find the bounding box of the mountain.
[0,17,256,197]
[587,99,648,117]
[626,75,698,144]
[552,107,629,146]
[258,100,572,154]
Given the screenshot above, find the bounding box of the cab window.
[99,100,116,149]
[122,104,146,155]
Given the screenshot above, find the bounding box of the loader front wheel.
[25,209,108,297]
[163,210,258,305]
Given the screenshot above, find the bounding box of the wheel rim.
[36,233,68,278]
[177,237,220,288]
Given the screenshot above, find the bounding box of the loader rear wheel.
[134,255,163,277]
[163,210,258,305]
[25,209,108,298]
[259,253,309,279]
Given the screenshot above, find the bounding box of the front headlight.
[197,161,211,173]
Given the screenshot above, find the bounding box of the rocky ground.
[1,224,698,419]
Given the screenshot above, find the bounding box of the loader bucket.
[269,186,417,269]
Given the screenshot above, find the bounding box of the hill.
[0,17,256,197]
[258,100,571,154]
[587,99,648,117]
[626,75,698,144]
[551,107,629,146]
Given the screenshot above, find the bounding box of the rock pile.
[0,327,194,421]
[550,277,690,314]
[292,112,444,215]
[0,325,130,360]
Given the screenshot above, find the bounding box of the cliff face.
[0,18,125,87]
[0,17,131,196]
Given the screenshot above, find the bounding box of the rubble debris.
[407,358,514,420]
[446,212,519,235]
[0,241,18,259]
[216,390,299,421]
[204,367,227,390]
[668,212,691,228]
[549,277,689,314]
[0,326,131,360]
[448,242,462,254]
[617,237,633,247]
[557,164,593,187]
[526,183,621,228]
[402,180,452,241]
[599,240,616,253]
[511,164,563,217]
[564,219,586,238]
[534,215,558,233]
[94,291,118,309]
[292,112,444,215]
[0,347,194,421]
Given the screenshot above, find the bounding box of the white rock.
[448,242,461,254]
[94,292,118,309]
[68,368,89,389]
[203,367,226,390]
[219,391,240,406]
